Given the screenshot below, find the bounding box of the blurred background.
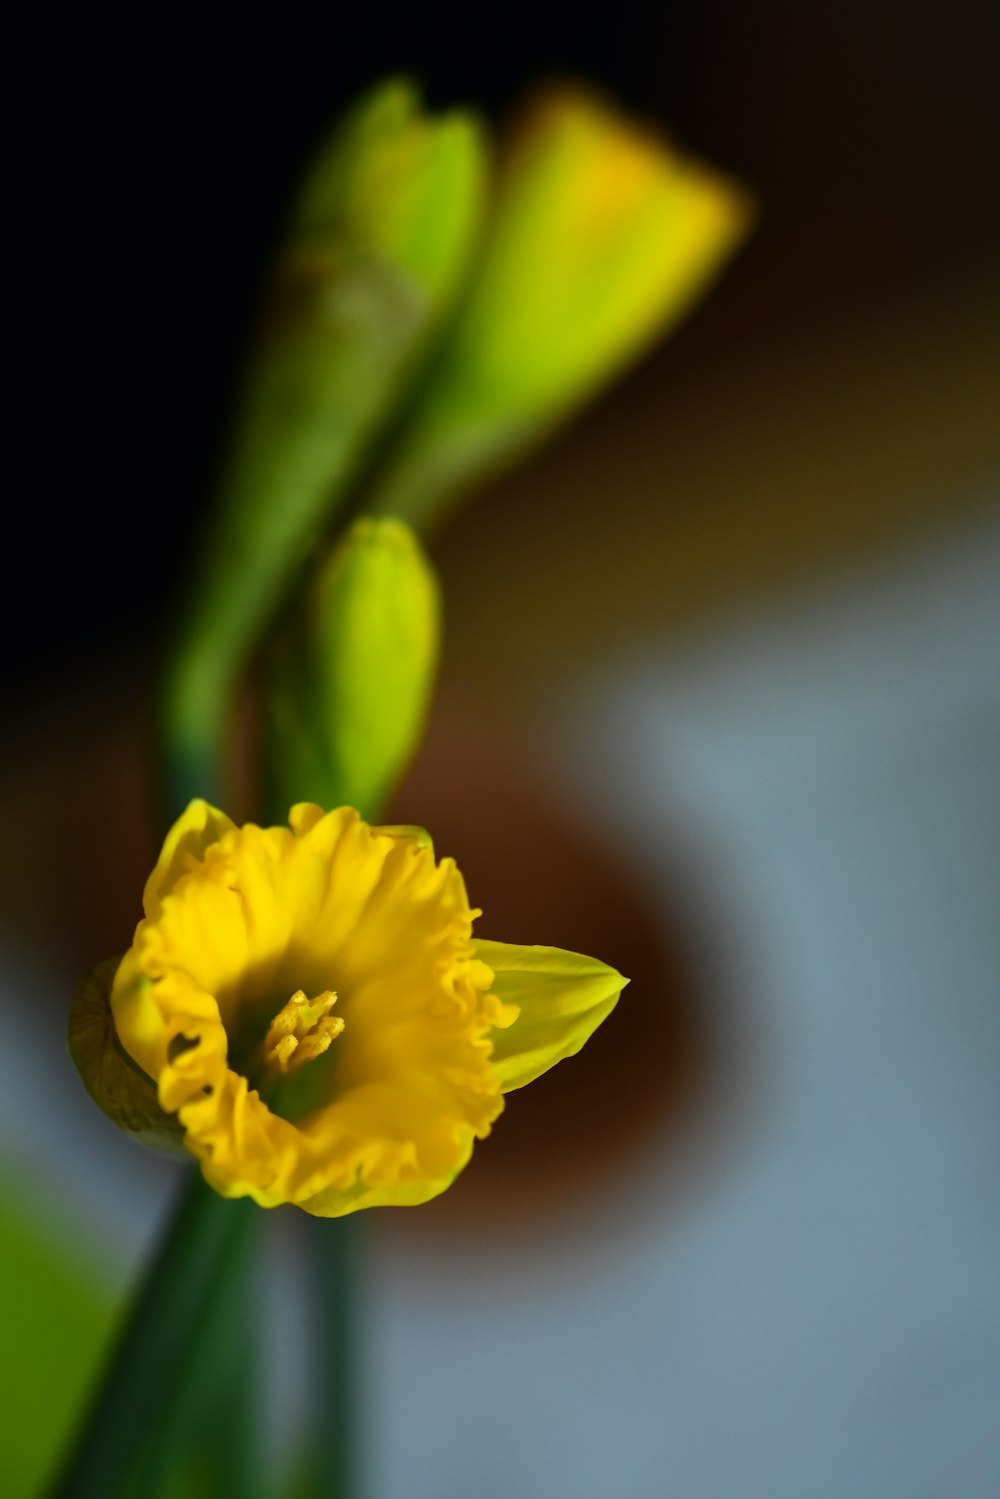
[4,2,1000,1495]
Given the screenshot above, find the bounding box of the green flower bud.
[366,83,753,530]
[265,517,440,820]
[162,80,485,809]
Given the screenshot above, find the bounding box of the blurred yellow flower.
[367,82,752,526]
[87,801,625,1216]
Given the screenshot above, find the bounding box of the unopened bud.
[367,84,752,528]
[265,517,440,820]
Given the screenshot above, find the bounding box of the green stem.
[158,645,230,818]
[132,1201,265,1499]
[316,1214,363,1499]
[289,1214,363,1499]
[50,1172,257,1499]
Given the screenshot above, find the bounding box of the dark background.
[5,1,998,701]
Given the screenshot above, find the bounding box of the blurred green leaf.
[0,1180,118,1498]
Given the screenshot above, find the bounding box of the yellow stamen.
[263,989,344,1076]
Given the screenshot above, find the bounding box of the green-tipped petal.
[475,939,627,1092]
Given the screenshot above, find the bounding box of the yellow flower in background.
[367,82,752,527]
[82,801,625,1216]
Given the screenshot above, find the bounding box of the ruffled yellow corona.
[87,801,625,1216]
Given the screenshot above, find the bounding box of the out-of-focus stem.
[49,1172,258,1499]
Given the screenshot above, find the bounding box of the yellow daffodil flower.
[73,801,626,1216]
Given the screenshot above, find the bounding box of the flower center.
[262,990,345,1077]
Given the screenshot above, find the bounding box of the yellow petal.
[474,939,627,1092]
[142,799,236,919]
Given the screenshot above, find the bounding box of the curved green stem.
[135,1205,264,1499]
[50,1173,258,1499]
